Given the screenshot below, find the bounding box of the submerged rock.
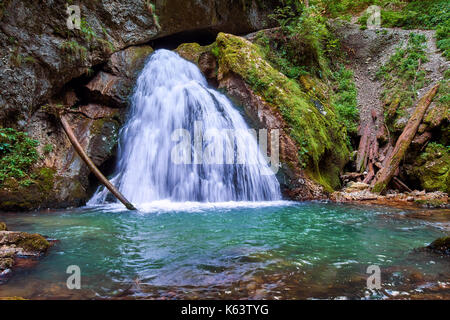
[0,223,51,279]
[426,237,450,255]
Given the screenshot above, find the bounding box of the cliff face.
[0,0,280,210]
[0,0,279,128]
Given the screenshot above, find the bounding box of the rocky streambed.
[0,222,51,281]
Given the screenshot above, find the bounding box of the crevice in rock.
[149,28,218,50]
[87,150,118,198]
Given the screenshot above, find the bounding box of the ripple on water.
[0,202,448,300]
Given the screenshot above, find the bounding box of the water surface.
[0,202,448,300]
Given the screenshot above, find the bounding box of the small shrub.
[43,143,53,154]
[377,33,428,127]
[0,128,39,184]
[332,65,359,136]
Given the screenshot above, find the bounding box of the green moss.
[176,43,205,63]
[331,65,359,138]
[0,257,14,270]
[409,143,450,193]
[414,199,446,208]
[0,167,56,211]
[128,46,154,66]
[215,33,350,191]
[35,167,56,193]
[16,233,50,252]
[377,33,428,133]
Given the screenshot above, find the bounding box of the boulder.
[0,43,153,210]
[83,45,154,107]
[176,33,350,198]
[0,0,279,128]
[0,228,50,278]
[426,237,450,255]
[0,231,50,256]
[406,144,450,194]
[344,182,370,193]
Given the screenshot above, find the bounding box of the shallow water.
[0,202,448,300]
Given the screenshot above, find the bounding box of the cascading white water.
[89,49,281,205]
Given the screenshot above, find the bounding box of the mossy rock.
[17,234,50,253]
[176,43,207,64]
[214,33,350,191]
[0,167,56,211]
[0,257,14,270]
[408,144,450,193]
[175,33,350,191]
[5,232,50,253]
[414,199,447,208]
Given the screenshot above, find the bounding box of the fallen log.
[59,114,137,211]
[372,84,440,193]
[363,162,375,184]
[356,125,370,172]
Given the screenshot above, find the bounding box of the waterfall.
[89,49,281,205]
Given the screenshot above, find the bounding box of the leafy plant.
[265,5,339,79]
[43,143,53,154]
[331,65,359,136]
[0,128,39,184]
[60,40,88,62]
[377,33,428,129]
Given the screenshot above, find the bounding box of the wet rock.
[0,0,279,129]
[84,72,128,108]
[406,144,450,194]
[84,45,154,108]
[0,104,122,211]
[105,45,154,80]
[0,231,50,255]
[426,237,450,255]
[0,167,59,211]
[246,282,257,291]
[0,229,51,279]
[344,182,370,193]
[176,32,351,199]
